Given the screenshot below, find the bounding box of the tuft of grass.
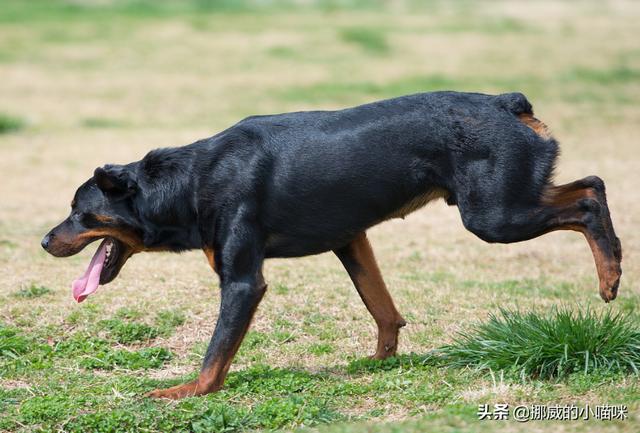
[309,343,334,355]
[155,309,186,335]
[0,113,25,134]
[251,395,340,429]
[0,325,32,359]
[438,307,640,379]
[13,284,51,298]
[0,326,53,375]
[273,283,290,295]
[225,364,324,395]
[79,347,172,370]
[114,307,143,320]
[81,117,128,129]
[566,65,640,85]
[346,353,435,375]
[99,318,160,344]
[267,45,298,59]
[339,27,389,54]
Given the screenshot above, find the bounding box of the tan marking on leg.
[337,232,406,359]
[543,184,621,302]
[203,247,217,272]
[562,223,620,302]
[147,275,267,400]
[146,359,230,400]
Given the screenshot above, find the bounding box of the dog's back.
[218,92,557,251]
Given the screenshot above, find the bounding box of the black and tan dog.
[42,91,622,399]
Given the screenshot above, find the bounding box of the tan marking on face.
[93,214,116,224]
[75,228,144,252]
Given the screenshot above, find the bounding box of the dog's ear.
[94,165,137,196]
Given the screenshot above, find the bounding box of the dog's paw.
[146,381,208,400]
[599,277,620,303]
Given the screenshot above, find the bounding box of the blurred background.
[0,1,639,430]
[3,0,638,290]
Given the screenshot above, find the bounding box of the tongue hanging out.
[71,238,112,303]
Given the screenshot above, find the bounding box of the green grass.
[0,325,33,358]
[155,309,186,333]
[0,113,25,134]
[13,284,51,298]
[81,117,129,129]
[438,308,640,379]
[79,346,173,370]
[566,65,640,85]
[99,318,160,344]
[2,308,640,431]
[0,0,424,23]
[339,27,389,55]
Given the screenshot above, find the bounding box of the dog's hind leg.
[544,176,622,262]
[459,177,622,302]
[334,232,406,359]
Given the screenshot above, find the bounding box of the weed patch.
[340,27,389,54]
[79,346,172,370]
[438,308,640,379]
[13,284,51,298]
[81,117,128,128]
[99,318,160,344]
[0,113,25,134]
[155,309,186,334]
[0,325,33,358]
[225,364,322,395]
[309,342,335,355]
[0,325,53,374]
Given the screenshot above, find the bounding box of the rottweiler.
[41,91,622,399]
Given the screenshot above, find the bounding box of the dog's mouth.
[71,237,130,303]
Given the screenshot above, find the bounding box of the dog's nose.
[41,234,51,251]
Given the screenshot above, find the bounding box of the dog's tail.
[494,92,553,140]
[496,92,559,192]
[494,92,533,116]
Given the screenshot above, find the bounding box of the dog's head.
[42,164,144,302]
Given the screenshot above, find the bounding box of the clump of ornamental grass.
[437,307,640,379]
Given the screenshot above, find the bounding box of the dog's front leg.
[147,217,266,399]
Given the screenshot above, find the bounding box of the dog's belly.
[265,233,352,258]
[263,187,448,258]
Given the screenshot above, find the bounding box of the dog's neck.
[134,148,203,252]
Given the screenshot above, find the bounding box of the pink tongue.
[71,240,108,303]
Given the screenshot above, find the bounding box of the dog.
[41,91,622,399]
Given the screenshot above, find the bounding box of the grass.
[438,308,640,379]
[0,113,25,134]
[13,284,51,298]
[339,27,389,55]
[1,0,639,432]
[99,318,160,343]
[82,117,129,129]
[79,346,173,370]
